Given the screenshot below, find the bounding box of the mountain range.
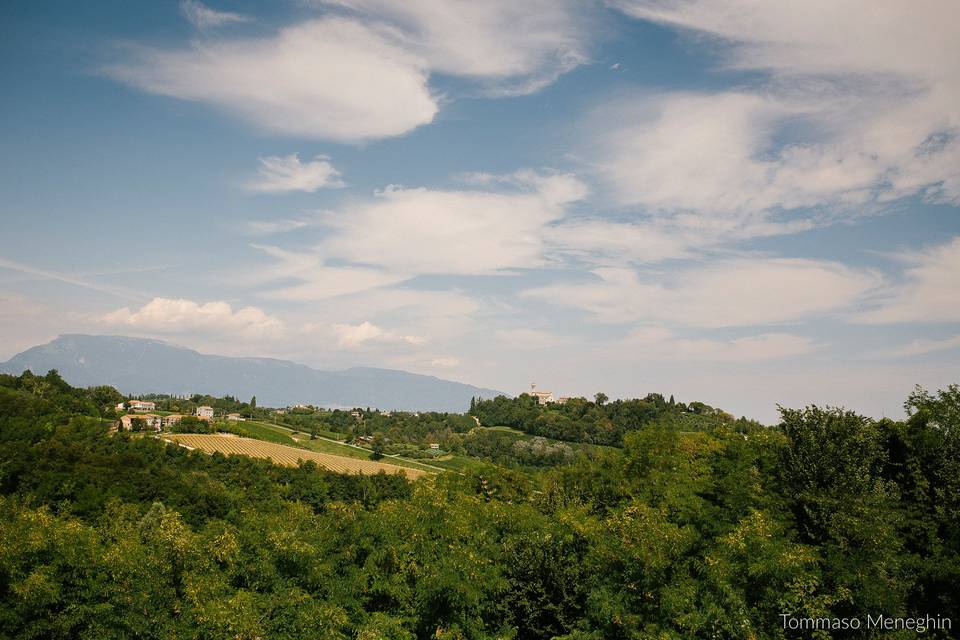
[0,334,507,412]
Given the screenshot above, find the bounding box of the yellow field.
[165,434,428,480]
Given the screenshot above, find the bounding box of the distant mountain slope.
[0,335,506,412]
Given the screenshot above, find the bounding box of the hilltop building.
[529,382,553,404]
[226,413,244,421]
[127,400,156,412]
[526,385,575,405]
[528,383,555,405]
[196,406,214,420]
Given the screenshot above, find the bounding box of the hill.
[0,334,505,412]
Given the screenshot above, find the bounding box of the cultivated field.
[165,434,429,480]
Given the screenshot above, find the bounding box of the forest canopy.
[0,370,958,639]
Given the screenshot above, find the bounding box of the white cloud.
[261,266,407,301]
[315,172,587,276]
[625,326,818,362]
[105,18,438,142]
[110,1,593,141]
[856,236,960,324]
[591,90,938,227]
[0,257,143,302]
[101,297,283,340]
[543,218,698,265]
[322,0,590,94]
[244,217,314,235]
[180,0,250,30]
[494,328,562,350]
[876,335,960,359]
[430,356,460,368]
[245,153,343,193]
[597,1,960,235]
[611,1,958,81]
[243,244,409,300]
[523,257,878,328]
[337,288,481,321]
[329,320,426,349]
[331,320,382,347]
[261,172,586,282]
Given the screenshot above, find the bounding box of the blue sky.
[1,0,958,422]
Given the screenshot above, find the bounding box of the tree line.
[470,392,755,446]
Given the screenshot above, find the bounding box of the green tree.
[370,433,386,460]
[778,406,907,615]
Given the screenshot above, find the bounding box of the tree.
[778,405,907,614]
[594,392,608,407]
[370,433,386,460]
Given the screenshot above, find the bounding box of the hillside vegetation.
[1,369,958,639]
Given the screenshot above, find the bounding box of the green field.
[426,453,492,473]
[221,420,298,446]
[231,421,443,474]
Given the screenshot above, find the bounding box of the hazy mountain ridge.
[0,335,506,412]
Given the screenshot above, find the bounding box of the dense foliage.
[470,392,753,446]
[1,370,957,638]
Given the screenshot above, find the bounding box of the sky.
[1,0,958,423]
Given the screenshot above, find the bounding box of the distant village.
[116,399,238,431]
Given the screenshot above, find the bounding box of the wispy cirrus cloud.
[245,153,343,193]
[0,257,145,302]
[105,18,438,142]
[319,0,592,95]
[596,1,960,244]
[180,0,250,30]
[316,172,587,276]
[875,335,960,359]
[856,236,960,324]
[523,257,879,328]
[245,244,409,300]
[625,326,819,363]
[494,328,563,350]
[107,1,595,142]
[243,217,315,236]
[240,171,588,301]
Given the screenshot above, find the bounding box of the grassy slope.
[223,420,298,446]
[216,420,628,475]
[239,421,443,474]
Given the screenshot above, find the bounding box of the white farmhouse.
[196,405,214,420]
[127,400,156,412]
